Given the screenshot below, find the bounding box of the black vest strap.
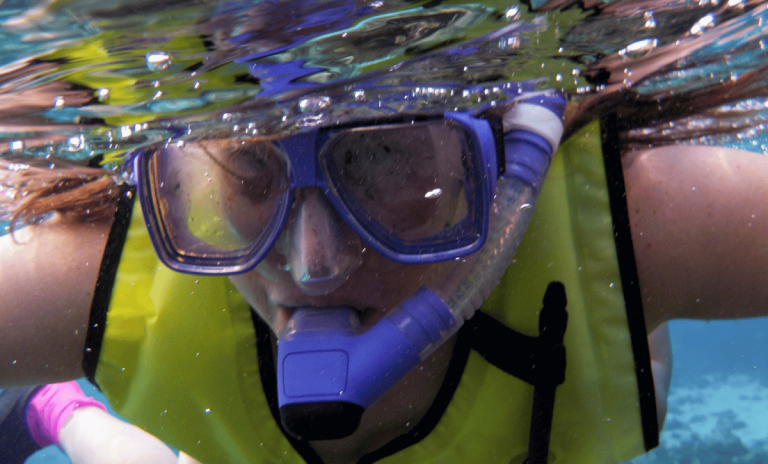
[600,113,659,451]
[83,184,136,386]
[470,281,568,464]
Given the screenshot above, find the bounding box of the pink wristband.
[25,381,108,448]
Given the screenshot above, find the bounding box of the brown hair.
[1,157,122,238]
[547,0,768,142]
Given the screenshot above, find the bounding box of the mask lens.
[145,140,288,262]
[322,120,480,253]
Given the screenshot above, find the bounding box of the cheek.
[227,273,282,330]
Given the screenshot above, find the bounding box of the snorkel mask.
[126,2,566,441]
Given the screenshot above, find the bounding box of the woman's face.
[227,188,455,334]
[210,126,474,335]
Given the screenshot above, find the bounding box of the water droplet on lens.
[146,51,173,72]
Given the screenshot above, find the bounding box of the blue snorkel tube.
[277,93,566,440]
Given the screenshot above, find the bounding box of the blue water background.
[23,317,768,463]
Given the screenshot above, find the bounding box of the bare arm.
[0,217,111,387]
[624,146,768,331]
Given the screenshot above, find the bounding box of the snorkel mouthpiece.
[277,288,455,440]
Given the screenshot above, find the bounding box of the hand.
[59,407,179,464]
[178,451,203,464]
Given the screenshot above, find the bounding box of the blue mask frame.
[131,111,500,275]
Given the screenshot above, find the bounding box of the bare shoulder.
[623,146,768,331]
[0,217,112,386]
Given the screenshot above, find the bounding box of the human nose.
[283,188,364,295]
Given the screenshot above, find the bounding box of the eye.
[206,141,287,204]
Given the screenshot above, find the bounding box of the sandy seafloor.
[25,318,768,464]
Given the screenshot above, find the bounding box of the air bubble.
[643,11,657,29]
[97,88,110,102]
[67,135,85,152]
[146,51,173,72]
[619,38,659,58]
[9,140,24,152]
[53,96,65,108]
[690,14,716,35]
[299,96,331,112]
[519,203,532,211]
[504,6,521,20]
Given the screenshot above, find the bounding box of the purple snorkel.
[277,93,566,440]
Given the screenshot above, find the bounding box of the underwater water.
[1,0,767,463]
[627,319,768,464]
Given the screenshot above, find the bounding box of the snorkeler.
[1,1,768,463]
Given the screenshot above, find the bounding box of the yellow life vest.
[88,121,657,463]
